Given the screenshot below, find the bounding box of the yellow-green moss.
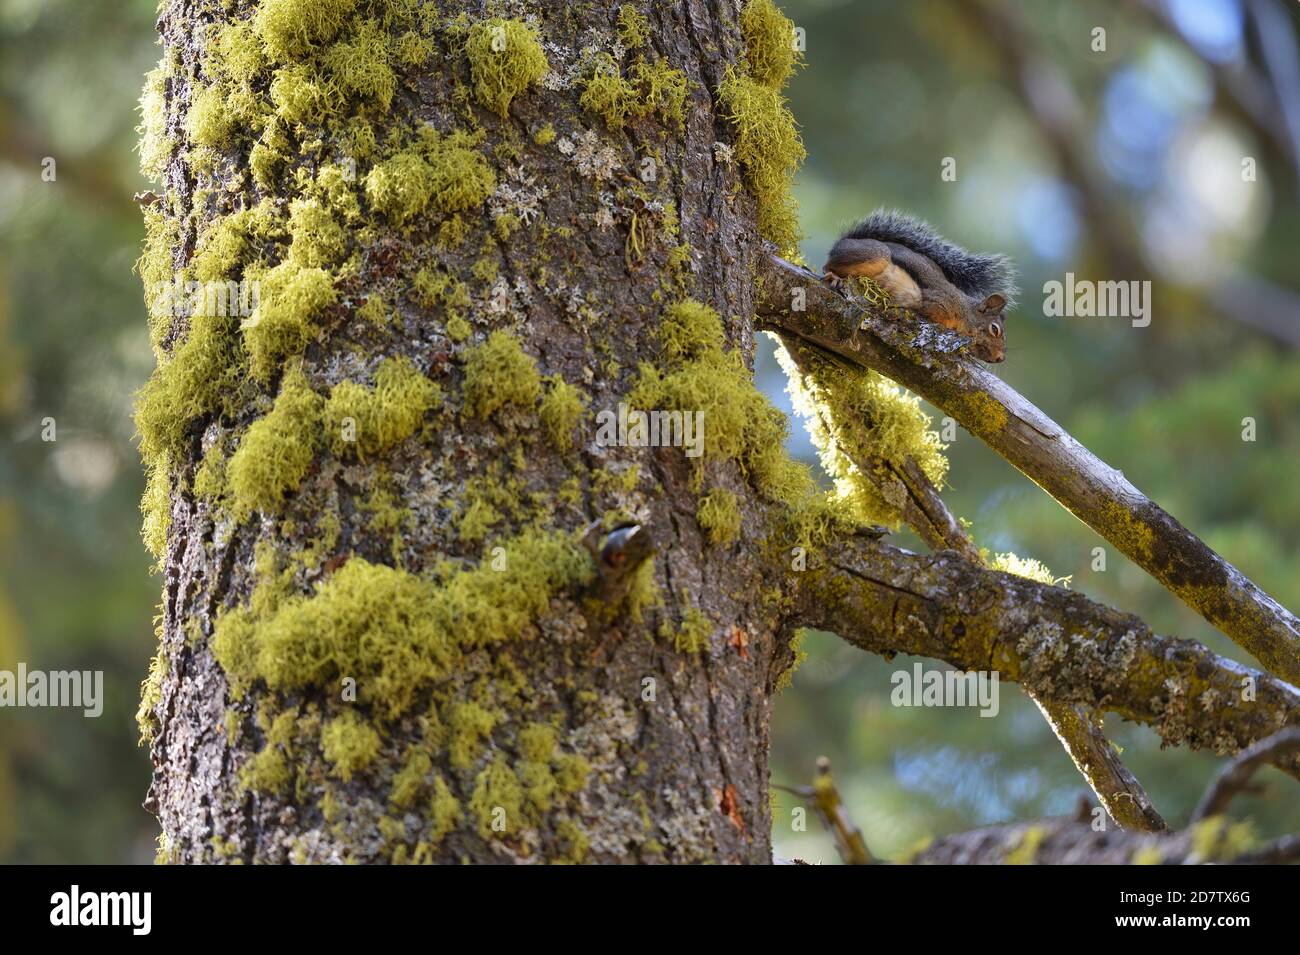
[428,774,462,844]
[227,366,324,520]
[469,756,524,837]
[579,53,689,130]
[210,530,592,720]
[617,5,650,48]
[321,19,397,109]
[212,20,267,84]
[193,444,227,502]
[137,66,169,181]
[239,709,298,793]
[324,357,439,458]
[446,314,472,341]
[456,497,500,543]
[243,261,338,381]
[659,299,725,361]
[188,83,237,148]
[629,300,807,503]
[135,307,242,464]
[777,339,948,528]
[986,550,1071,588]
[135,647,166,744]
[137,208,178,353]
[357,295,388,325]
[517,723,556,762]
[363,130,496,225]
[253,0,359,62]
[462,330,542,420]
[533,122,556,146]
[269,63,337,126]
[664,605,712,654]
[448,701,499,769]
[716,67,804,254]
[539,376,584,450]
[697,488,741,546]
[140,456,172,560]
[629,58,689,128]
[464,18,549,119]
[739,0,803,88]
[287,198,347,268]
[321,709,382,781]
[579,53,636,128]
[1005,825,1045,864]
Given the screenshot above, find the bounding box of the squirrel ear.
[980,293,1006,313]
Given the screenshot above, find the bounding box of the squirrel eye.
[988,323,1002,338]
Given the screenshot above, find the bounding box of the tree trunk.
[137,0,803,863]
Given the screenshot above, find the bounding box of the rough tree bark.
[136,0,830,865]
[134,0,1299,866]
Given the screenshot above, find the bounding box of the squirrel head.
[972,293,1007,363]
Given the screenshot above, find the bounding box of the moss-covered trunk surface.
[134,0,828,863]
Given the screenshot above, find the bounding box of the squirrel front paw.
[823,270,849,296]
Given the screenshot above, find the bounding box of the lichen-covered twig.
[776,333,1165,831]
[1191,727,1300,823]
[777,757,872,865]
[756,252,1300,687]
[797,536,1300,779]
[913,727,1300,864]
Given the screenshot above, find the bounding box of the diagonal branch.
[795,535,1300,780]
[756,251,1300,686]
[777,332,1165,831]
[1191,726,1300,823]
[912,727,1300,865]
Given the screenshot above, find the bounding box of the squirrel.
[823,209,1017,363]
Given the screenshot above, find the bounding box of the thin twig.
[1191,727,1300,822]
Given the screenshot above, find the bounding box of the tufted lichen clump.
[243,261,338,382]
[778,341,948,528]
[697,488,742,546]
[579,53,690,130]
[630,299,811,503]
[717,0,806,254]
[539,376,585,450]
[211,531,593,720]
[324,356,440,457]
[462,330,542,421]
[321,710,383,781]
[364,128,497,226]
[227,366,324,520]
[739,0,803,87]
[253,0,360,62]
[464,18,549,118]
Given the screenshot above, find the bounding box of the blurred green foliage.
[768,0,1300,862]
[0,0,1296,863]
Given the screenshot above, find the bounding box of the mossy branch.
[778,332,1165,831]
[798,536,1300,781]
[756,251,1300,687]
[909,729,1300,864]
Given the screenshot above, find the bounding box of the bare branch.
[1191,727,1300,823]
[756,251,1300,686]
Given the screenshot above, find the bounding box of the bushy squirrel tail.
[843,209,1018,305]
